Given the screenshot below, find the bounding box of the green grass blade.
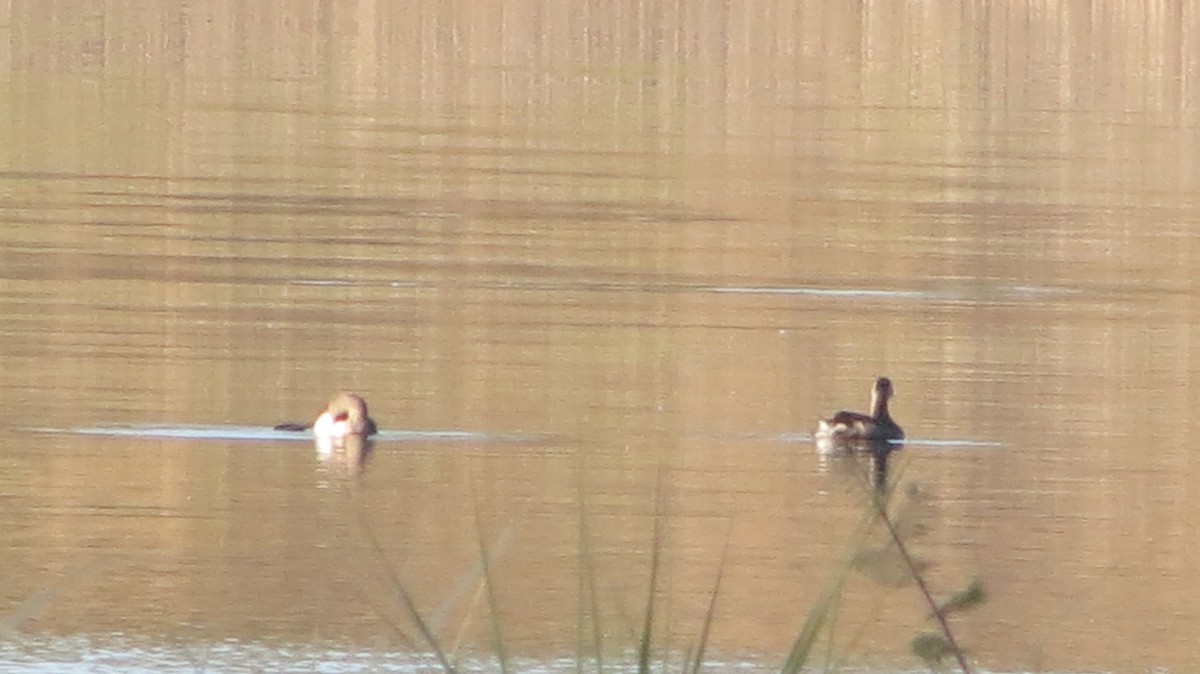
[355,507,457,674]
[472,500,510,674]
[576,457,604,673]
[687,524,730,674]
[781,482,886,674]
[637,491,664,674]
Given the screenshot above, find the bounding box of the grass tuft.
[343,452,985,674]
[636,469,667,674]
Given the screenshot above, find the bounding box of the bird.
[815,377,904,451]
[312,391,378,439]
[274,391,378,441]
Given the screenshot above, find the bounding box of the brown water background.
[1,2,1199,672]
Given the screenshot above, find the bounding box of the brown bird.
[274,391,378,439]
[815,377,904,450]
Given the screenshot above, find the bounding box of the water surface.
[1,2,1198,673]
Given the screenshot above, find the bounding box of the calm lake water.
[2,3,1199,673]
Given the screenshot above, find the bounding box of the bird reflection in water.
[317,432,374,474]
[817,437,902,491]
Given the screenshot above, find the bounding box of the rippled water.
[1,3,1198,673]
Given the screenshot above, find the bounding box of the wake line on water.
[27,425,533,443]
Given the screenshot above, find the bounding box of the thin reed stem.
[355,508,457,674]
[870,494,973,674]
